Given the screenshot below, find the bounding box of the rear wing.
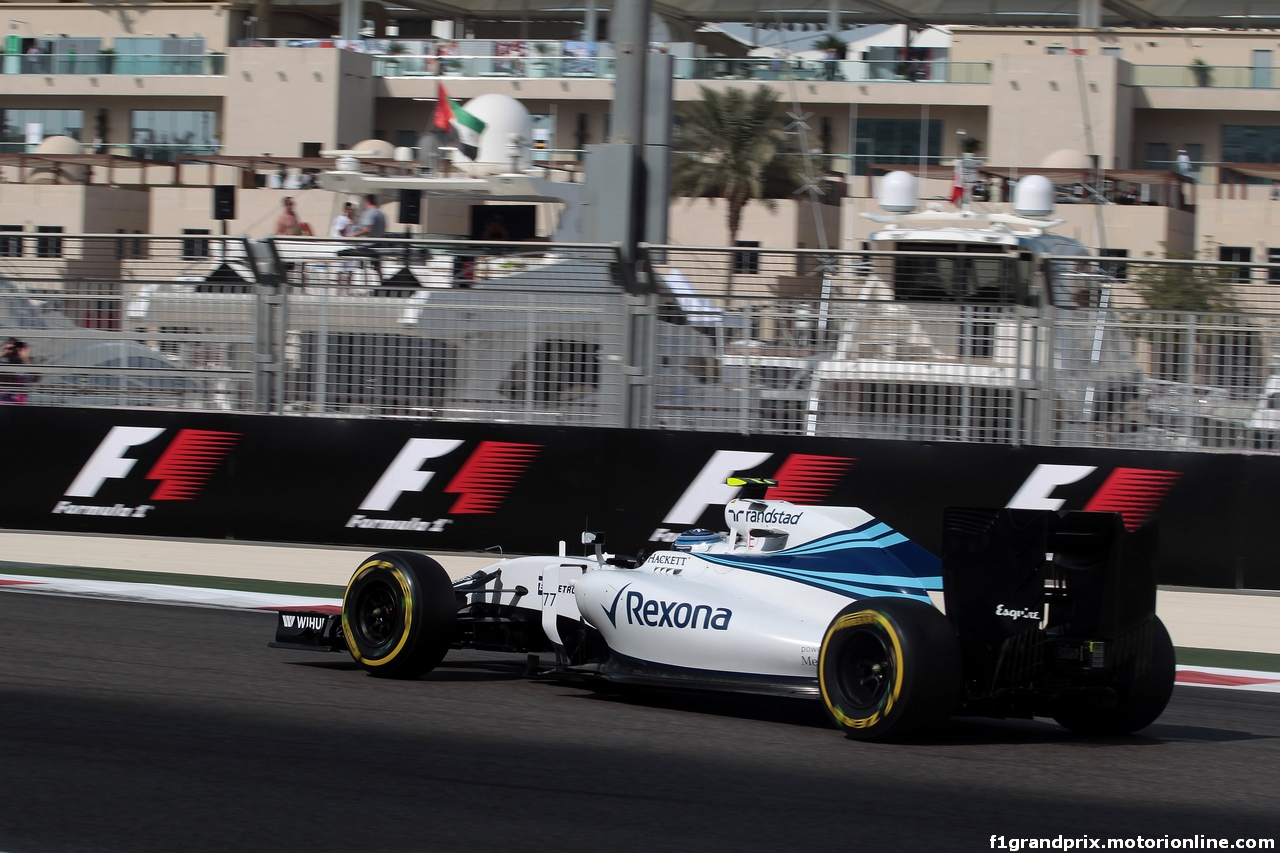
[940,508,1158,703]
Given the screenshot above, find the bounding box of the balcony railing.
[1130,64,1280,89]
[374,54,991,84]
[2,53,224,76]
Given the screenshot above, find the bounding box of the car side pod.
[817,597,963,742]
[940,508,1174,736]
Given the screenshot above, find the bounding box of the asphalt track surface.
[1,595,1277,853]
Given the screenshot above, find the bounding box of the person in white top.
[331,202,357,287]
[330,202,356,237]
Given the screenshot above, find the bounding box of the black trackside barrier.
[1,404,1277,590]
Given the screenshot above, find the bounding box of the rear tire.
[818,597,962,742]
[342,551,457,679]
[1052,617,1176,736]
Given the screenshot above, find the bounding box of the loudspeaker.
[213,185,236,221]
[398,189,422,225]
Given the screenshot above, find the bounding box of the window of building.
[1222,125,1280,166]
[733,240,761,275]
[1046,45,1067,55]
[1144,142,1171,171]
[1101,46,1122,58]
[130,110,217,162]
[1268,248,1280,284]
[1219,246,1252,283]
[0,109,84,151]
[114,228,145,260]
[36,226,63,258]
[851,119,942,175]
[114,37,205,75]
[1100,247,1129,281]
[182,228,211,260]
[0,225,22,257]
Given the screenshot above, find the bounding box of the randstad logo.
[601,584,732,631]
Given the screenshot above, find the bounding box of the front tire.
[818,597,962,742]
[342,551,457,679]
[1052,617,1176,736]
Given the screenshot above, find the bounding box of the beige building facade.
[3,5,1280,266]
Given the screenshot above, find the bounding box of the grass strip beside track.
[1174,646,1280,672]
[0,561,345,599]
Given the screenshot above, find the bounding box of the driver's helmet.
[672,528,724,553]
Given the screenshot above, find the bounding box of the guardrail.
[2,53,224,76]
[1130,63,1278,89]
[372,54,991,83]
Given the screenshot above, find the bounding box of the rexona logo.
[1008,464,1181,531]
[55,426,240,518]
[280,614,327,631]
[600,584,732,631]
[347,439,540,533]
[650,450,854,542]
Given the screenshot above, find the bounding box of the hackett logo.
[56,426,240,516]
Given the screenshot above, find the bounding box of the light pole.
[956,128,970,207]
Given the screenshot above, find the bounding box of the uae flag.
[433,83,486,161]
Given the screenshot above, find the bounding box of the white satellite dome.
[354,138,396,159]
[878,170,918,214]
[450,93,532,177]
[1014,175,1056,218]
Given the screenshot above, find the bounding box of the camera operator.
[0,338,36,403]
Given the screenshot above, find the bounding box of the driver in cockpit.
[672,529,726,553]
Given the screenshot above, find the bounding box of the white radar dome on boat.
[1014,175,1055,218]
[878,170,918,214]
[451,93,533,177]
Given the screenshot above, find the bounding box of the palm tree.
[672,86,789,246]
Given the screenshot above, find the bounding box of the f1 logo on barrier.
[651,450,855,541]
[348,439,542,533]
[56,426,240,518]
[1008,463,1181,530]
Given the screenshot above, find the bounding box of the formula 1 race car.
[271,479,1175,741]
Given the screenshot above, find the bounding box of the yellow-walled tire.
[342,551,457,679]
[818,597,962,742]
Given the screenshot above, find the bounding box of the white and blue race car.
[272,479,1175,741]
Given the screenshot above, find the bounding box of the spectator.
[275,197,301,235]
[0,338,36,403]
[26,44,40,74]
[352,194,386,238]
[1271,181,1279,201]
[824,47,838,81]
[330,202,356,237]
[1176,149,1192,177]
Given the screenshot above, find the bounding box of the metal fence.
[3,235,1280,454]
